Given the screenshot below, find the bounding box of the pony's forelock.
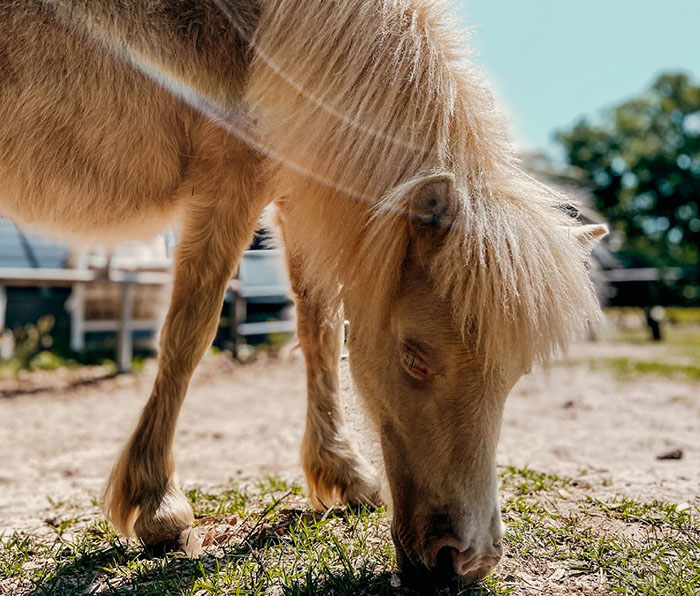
[351,175,602,367]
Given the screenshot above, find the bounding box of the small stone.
[676,503,691,513]
[179,526,204,558]
[656,448,683,460]
[550,568,566,581]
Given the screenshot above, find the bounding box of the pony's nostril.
[450,544,502,578]
[434,544,457,574]
[449,546,476,576]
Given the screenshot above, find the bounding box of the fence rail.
[0,267,171,372]
[0,250,296,370]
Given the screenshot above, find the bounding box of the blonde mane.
[249,0,601,365]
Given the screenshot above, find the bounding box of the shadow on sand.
[0,371,119,399]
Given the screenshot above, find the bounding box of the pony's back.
[0,0,256,239]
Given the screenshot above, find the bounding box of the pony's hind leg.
[103,139,267,547]
[282,239,381,510]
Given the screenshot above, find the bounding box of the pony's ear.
[406,172,457,229]
[572,224,608,248]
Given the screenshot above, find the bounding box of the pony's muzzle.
[394,511,505,582]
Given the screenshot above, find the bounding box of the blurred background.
[454,0,700,364]
[2,1,699,377]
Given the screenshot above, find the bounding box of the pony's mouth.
[391,522,425,569]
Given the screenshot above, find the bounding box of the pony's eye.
[401,346,430,380]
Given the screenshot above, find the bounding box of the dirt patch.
[1,342,698,534]
[499,359,699,505]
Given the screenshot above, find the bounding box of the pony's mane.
[250,0,601,365]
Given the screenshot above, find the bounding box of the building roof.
[0,218,69,269]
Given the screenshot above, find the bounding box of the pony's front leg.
[103,164,265,546]
[285,254,381,510]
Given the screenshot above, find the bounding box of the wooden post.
[645,306,663,342]
[0,284,6,332]
[233,292,247,358]
[117,282,133,373]
[70,282,86,351]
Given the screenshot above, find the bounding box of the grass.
[605,307,700,326]
[609,327,700,361]
[604,309,700,358]
[2,470,698,596]
[589,357,700,382]
[562,315,700,382]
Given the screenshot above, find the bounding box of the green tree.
[556,72,700,301]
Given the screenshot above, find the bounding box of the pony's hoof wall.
[133,486,195,548]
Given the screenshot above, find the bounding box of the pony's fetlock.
[104,472,194,546]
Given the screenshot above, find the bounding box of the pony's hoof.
[306,456,383,511]
[142,526,203,558]
[133,485,195,547]
[342,472,384,510]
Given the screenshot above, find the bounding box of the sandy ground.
[0,342,698,534]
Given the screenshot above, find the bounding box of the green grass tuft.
[590,357,700,381]
[2,470,698,595]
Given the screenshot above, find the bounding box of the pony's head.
[342,172,606,581]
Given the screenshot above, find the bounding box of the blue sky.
[455,1,700,158]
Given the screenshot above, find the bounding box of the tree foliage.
[556,72,700,301]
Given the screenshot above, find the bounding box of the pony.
[0,0,606,581]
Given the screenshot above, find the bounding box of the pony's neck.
[275,170,409,317]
